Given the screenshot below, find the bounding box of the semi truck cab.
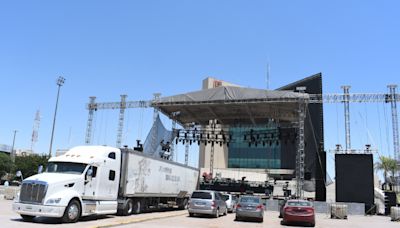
[13,146,121,223]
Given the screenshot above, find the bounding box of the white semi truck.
[12,146,199,223]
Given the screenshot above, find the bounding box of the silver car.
[188,190,228,218]
[222,194,237,213]
[235,195,264,222]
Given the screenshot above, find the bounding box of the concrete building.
[199,77,241,170]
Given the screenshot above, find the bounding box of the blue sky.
[0,1,399,178]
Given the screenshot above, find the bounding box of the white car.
[222,194,237,213]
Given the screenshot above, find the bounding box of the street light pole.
[10,130,17,163]
[48,76,65,158]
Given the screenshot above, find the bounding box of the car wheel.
[309,222,315,227]
[280,220,286,225]
[20,214,35,222]
[259,218,264,223]
[224,207,228,216]
[189,212,195,217]
[235,216,240,221]
[62,199,81,223]
[214,208,219,218]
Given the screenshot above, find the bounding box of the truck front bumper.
[13,202,65,218]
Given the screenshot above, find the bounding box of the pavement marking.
[91,211,188,228]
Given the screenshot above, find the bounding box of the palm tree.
[375,156,398,184]
[387,158,398,183]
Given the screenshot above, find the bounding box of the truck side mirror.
[86,168,93,183]
[38,165,43,174]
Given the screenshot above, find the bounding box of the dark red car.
[281,199,315,227]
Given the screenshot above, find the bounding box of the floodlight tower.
[48,76,65,158]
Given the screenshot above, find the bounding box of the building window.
[109,170,115,181]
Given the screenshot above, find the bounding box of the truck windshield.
[46,162,87,175]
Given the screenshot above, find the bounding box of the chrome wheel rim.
[68,204,79,220]
[127,201,133,214]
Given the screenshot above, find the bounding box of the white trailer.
[117,148,199,215]
[13,146,199,223]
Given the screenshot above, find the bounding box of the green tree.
[0,153,13,179]
[13,154,49,179]
[375,156,398,184]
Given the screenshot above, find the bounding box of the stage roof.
[152,86,309,126]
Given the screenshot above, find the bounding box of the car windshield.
[191,191,212,199]
[240,197,260,204]
[287,201,312,207]
[222,194,230,201]
[46,162,87,175]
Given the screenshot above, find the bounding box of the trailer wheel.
[133,200,141,214]
[123,199,134,216]
[178,198,188,210]
[62,199,81,223]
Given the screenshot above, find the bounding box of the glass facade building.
[228,126,280,169]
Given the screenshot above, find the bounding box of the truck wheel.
[20,214,35,222]
[62,199,81,223]
[133,200,141,214]
[123,199,134,216]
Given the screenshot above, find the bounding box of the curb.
[91,211,188,228]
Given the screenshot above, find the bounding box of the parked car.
[235,195,264,222]
[279,198,288,218]
[281,199,315,227]
[222,194,237,213]
[188,190,228,218]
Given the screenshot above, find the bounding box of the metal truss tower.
[184,124,190,165]
[209,120,217,176]
[85,96,151,146]
[153,93,161,122]
[116,95,127,148]
[341,86,351,152]
[388,85,399,163]
[85,96,97,144]
[30,109,41,151]
[295,87,307,198]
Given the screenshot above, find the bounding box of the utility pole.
[48,76,65,158]
[11,130,17,163]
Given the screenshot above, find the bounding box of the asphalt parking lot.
[1,199,398,228]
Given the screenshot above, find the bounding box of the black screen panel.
[335,154,374,206]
